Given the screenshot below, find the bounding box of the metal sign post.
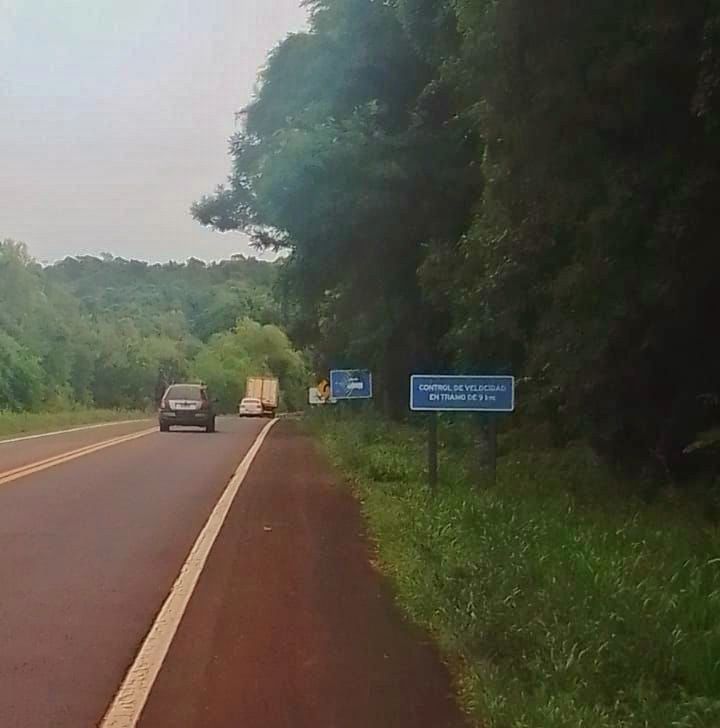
[428,413,438,491]
[488,414,497,486]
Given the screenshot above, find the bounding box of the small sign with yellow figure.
[317,379,330,401]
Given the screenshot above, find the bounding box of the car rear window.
[166,385,204,400]
[244,398,261,404]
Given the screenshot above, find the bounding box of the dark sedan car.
[158,383,216,433]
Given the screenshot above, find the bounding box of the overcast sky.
[0,0,307,263]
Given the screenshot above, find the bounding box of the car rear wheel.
[160,423,170,432]
[206,419,216,433]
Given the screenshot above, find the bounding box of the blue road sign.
[330,369,373,400]
[410,375,515,412]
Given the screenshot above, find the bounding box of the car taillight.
[160,399,169,410]
[199,399,209,410]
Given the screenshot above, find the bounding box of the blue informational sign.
[410,375,515,412]
[330,369,373,400]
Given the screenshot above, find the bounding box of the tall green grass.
[0,409,149,440]
[308,410,720,728]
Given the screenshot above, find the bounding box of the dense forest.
[194,0,720,479]
[0,240,308,412]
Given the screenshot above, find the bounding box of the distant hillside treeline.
[0,240,308,412]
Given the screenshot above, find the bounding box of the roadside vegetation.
[0,408,147,440]
[309,410,720,728]
[0,241,310,417]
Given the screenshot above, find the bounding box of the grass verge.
[307,409,720,728]
[0,408,149,440]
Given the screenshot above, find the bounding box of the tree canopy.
[0,242,308,412]
[195,0,720,477]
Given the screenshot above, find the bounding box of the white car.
[239,397,264,417]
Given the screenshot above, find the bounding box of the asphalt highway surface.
[0,417,465,727]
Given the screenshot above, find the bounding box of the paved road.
[0,419,154,474]
[0,418,465,727]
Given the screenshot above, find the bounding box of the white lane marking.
[100,418,279,728]
[0,419,151,446]
[0,428,158,486]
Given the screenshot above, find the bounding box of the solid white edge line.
[0,419,151,446]
[100,418,280,728]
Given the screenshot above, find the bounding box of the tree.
[0,331,44,411]
[192,319,308,412]
[195,0,720,476]
[0,243,282,413]
[194,0,479,416]
[436,1,720,473]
